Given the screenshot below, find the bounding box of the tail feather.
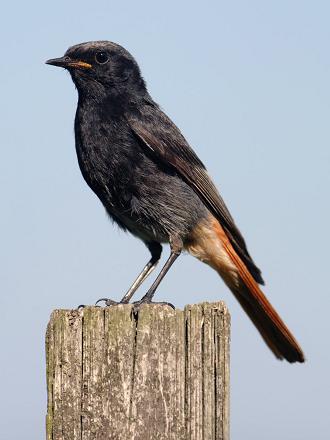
[223,237,305,363]
[230,283,304,362]
[186,216,305,363]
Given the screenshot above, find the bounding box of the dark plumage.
[46,41,304,362]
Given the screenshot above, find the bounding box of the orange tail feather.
[186,216,305,363]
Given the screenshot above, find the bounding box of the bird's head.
[46,41,147,101]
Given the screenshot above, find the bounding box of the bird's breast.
[74,106,135,205]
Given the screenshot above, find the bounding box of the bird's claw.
[95,298,120,307]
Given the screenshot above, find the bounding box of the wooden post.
[46,302,230,440]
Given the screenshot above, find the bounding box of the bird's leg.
[95,242,162,306]
[119,242,162,303]
[133,236,182,311]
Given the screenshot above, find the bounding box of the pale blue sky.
[1,1,329,439]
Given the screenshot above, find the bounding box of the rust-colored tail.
[186,216,305,363]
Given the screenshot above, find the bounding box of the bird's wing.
[127,104,264,284]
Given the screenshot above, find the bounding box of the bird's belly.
[107,172,209,244]
[117,214,170,243]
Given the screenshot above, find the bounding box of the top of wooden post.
[46,302,230,440]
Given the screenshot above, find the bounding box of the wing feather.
[127,104,264,284]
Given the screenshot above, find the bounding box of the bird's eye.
[95,51,109,64]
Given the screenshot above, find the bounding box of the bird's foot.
[132,299,175,315]
[76,304,87,310]
[95,298,124,307]
[76,297,130,309]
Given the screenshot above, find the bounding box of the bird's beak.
[45,56,92,70]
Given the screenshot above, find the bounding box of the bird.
[46,41,304,363]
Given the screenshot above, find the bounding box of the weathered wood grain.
[46,302,230,439]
